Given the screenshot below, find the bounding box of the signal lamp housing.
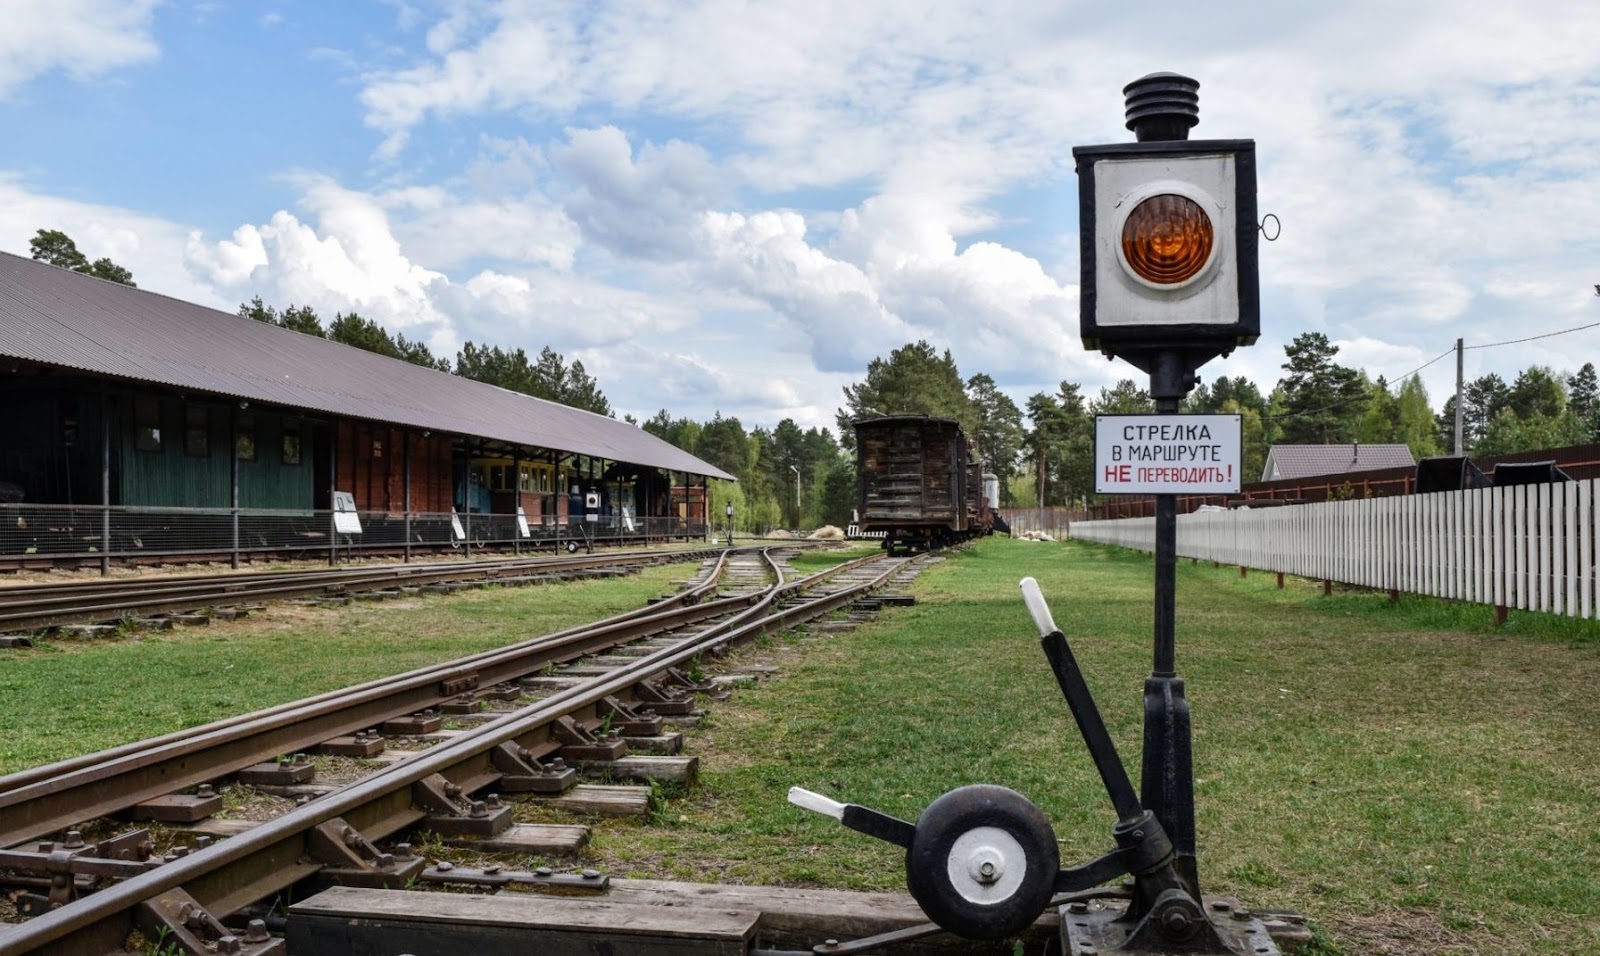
[1074,139,1258,362]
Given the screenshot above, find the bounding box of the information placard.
[1095,414,1242,494]
[331,491,362,535]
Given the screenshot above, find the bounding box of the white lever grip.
[1019,576,1057,638]
[787,787,846,821]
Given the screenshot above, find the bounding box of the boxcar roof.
[852,415,962,427]
[0,253,734,480]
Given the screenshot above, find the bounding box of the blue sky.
[4,0,1600,433]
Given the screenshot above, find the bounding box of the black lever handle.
[1021,577,1143,822]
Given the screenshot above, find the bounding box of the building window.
[135,396,162,453]
[236,413,256,461]
[520,464,552,493]
[372,439,383,459]
[184,405,209,457]
[282,421,302,466]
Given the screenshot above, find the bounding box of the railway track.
[0,546,734,634]
[0,546,921,955]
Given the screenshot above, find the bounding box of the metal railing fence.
[1069,478,1600,620]
[0,504,709,570]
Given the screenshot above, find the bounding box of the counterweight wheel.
[905,784,1060,940]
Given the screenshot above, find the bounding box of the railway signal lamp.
[1074,72,1258,378]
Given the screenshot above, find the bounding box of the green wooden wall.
[117,395,313,510]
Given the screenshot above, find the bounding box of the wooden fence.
[997,507,1091,536]
[1069,479,1600,620]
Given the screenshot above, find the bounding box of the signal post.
[790,74,1288,956]
[1076,72,1260,933]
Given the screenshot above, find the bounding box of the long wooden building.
[0,252,731,564]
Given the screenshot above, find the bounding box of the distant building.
[1261,443,1415,482]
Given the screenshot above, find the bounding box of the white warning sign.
[1095,414,1242,494]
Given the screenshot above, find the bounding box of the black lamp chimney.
[1123,72,1200,142]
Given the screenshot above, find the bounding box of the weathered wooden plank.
[442,822,588,855]
[288,886,754,956]
[542,784,653,816]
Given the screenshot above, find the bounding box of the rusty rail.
[0,546,732,632]
[0,547,910,955]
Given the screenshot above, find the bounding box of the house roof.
[0,252,734,481]
[1262,443,1416,481]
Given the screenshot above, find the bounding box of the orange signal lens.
[1121,194,1214,284]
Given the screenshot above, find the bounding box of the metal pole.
[513,448,522,556]
[327,422,338,567]
[403,432,413,563]
[1454,337,1465,456]
[1142,349,1200,898]
[230,404,240,570]
[100,386,110,576]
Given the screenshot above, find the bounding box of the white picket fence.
[1069,479,1600,619]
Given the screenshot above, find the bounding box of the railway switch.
[791,580,1278,953]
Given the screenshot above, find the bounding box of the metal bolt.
[1210,900,1232,912]
[535,866,552,876]
[1232,908,1253,921]
[195,836,212,850]
[38,841,53,853]
[375,852,394,868]
[217,936,241,954]
[198,784,215,797]
[582,869,601,879]
[1067,901,1089,914]
[445,783,462,798]
[470,800,488,818]
[244,919,271,943]
[436,861,453,872]
[1163,910,1192,936]
[63,831,84,849]
[486,794,502,810]
[485,864,503,875]
[395,842,414,859]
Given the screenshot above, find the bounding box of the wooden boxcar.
[855,415,990,553]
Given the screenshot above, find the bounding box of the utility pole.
[1454,337,1465,456]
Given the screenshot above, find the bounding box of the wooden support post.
[1387,589,1400,603]
[1239,565,1247,578]
[1322,579,1332,597]
[1495,604,1508,627]
[1276,572,1284,589]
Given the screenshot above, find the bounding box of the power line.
[1259,345,1453,425]
[1261,316,1600,427]
[1463,319,1600,351]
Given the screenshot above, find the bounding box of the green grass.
[8,539,1598,954]
[0,563,699,773]
[571,538,1600,956]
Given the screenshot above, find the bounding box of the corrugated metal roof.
[0,252,734,481]
[1262,443,1415,481]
